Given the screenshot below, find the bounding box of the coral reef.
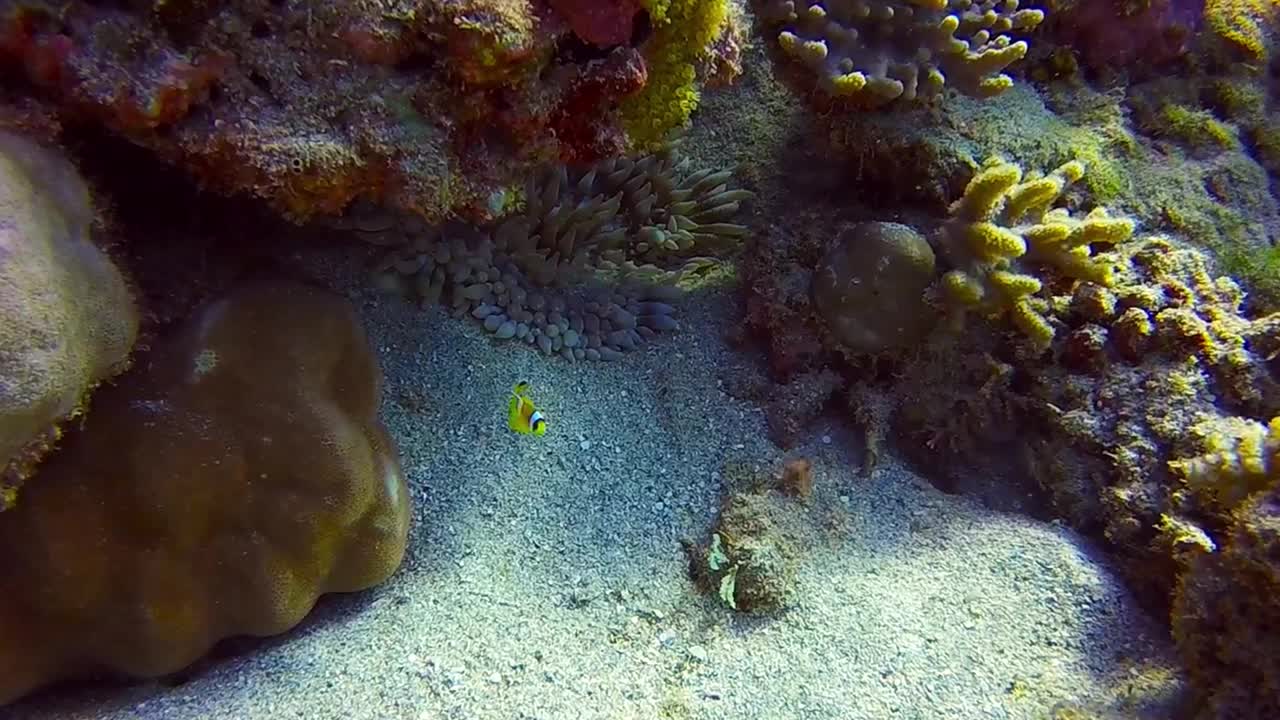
[345,140,752,360]
[0,0,734,224]
[0,130,137,506]
[1117,72,1280,310]
[0,280,410,706]
[1172,484,1280,719]
[1204,0,1279,61]
[757,0,1046,107]
[1170,416,1279,512]
[935,157,1135,351]
[1012,236,1280,599]
[1042,0,1202,76]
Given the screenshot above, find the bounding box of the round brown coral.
[0,281,411,706]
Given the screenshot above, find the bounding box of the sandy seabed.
[5,246,1184,720]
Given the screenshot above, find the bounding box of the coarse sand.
[4,245,1186,720]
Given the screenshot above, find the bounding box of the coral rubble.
[348,140,752,360]
[0,281,410,706]
[757,0,1045,106]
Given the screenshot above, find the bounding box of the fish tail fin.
[513,380,531,397]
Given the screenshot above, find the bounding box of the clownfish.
[508,381,547,436]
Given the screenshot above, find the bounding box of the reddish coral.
[340,21,414,66]
[113,54,230,131]
[550,47,647,164]
[0,7,72,88]
[548,0,642,47]
[441,2,545,87]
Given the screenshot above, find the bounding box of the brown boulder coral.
[0,130,138,505]
[812,221,938,353]
[0,281,411,706]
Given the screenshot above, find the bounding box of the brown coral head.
[0,281,410,706]
[812,222,939,353]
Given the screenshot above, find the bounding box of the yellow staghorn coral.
[936,157,1135,350]
[1204,0,1280,62]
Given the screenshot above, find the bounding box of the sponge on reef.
[758,0,1046,106]
[936,157,1134,349]
[0,281,411,706]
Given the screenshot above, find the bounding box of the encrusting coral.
[344,140,752,361]
[0,281,411,706]
[935,157,1135,350]
[757,0,1046,106]
[1170,415,1280,512]
[621,0,732,149]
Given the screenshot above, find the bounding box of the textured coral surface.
[0,281,410,706]
[0,130,137,499]
[1173,486,1280,719]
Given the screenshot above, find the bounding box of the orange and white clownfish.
[508,381,547,436]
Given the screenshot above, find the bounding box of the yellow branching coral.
[1205,0,1280,62]
[1169,415,1280,511]
[936,158,1135,350]
[621,0,730,149]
